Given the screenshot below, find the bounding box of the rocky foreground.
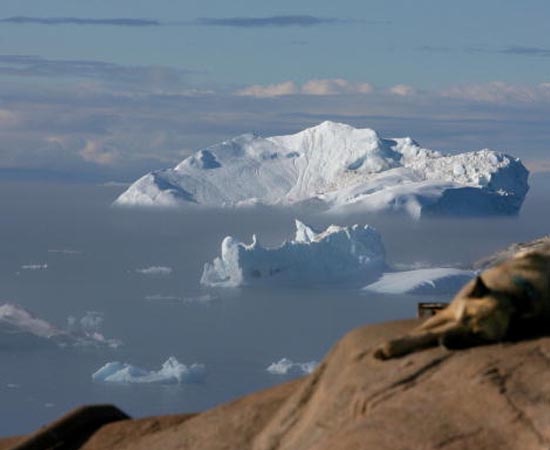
[3,318,550,450]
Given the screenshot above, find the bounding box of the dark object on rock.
[9,405,129,450]
[417,302,448,318]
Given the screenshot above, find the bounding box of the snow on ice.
[266,358,318,375]
[201,220,386,287]
[115,121,529,218]
[92,356,205,384]
[363,268,476,295]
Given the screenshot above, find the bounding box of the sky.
[0,0,549,181]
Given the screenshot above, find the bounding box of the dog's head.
[463,274,543,322]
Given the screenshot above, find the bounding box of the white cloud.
[236,79,373,97]
[301,78,373,95]
[440,81,550,103]
[79,139,117,165]
[0,109,19,127]
[235,81,298,97]
[389,84,416,96]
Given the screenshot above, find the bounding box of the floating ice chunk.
[363,268,475,295]
[266,358,318,375]
[145,294,181,302]
[136,266,173,276]
[0,303,121,348]
[115,121,529,218]
[47,249,81,255]
[66,312,122,348]
[201,220,386,287]
[21,264,48,270]
[92,357,205,384]
[0,303,61,339]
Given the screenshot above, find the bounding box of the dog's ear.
[470,276,490,298]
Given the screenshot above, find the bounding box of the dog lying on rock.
[374,249,550,360]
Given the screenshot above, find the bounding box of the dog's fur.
[374,249,550,360]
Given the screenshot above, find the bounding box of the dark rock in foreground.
[4,319,550,450]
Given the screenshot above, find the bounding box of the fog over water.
[0,174,549,436]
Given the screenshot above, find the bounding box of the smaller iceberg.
[266,358,318,376]
[363,268,475,295]
[0,303,121,348]
[92,356,205,384]
[201,220,386,287]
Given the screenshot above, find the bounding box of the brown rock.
[6,319,550,449]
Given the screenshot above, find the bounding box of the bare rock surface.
[6,318,549,450]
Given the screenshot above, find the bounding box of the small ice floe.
[266,358,318,376]
[363,268,475,295]
[0,303,121,349]
[136,266,173,276]
[66,312,122,349]
[48,249,81,255]
[92,356,205,384]
[21,263,48,270]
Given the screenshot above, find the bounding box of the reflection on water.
[0,173,548,435]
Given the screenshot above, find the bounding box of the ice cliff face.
[114,121,529,218]
[200,220,386,287]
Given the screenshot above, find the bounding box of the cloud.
[389,84,417,96]
[236,79,373,97]
[2,70,550,183]
[420,44,550,58]
[79,139,117,165]
[441,81,550,103]
[302,79,373,95]
[498,46,550,57]
[0,15,360,29]
[236,81,298,97]
[194,15,347,28]
[0,109,19,127]
[0,54,189,88]
[0,16,160,26]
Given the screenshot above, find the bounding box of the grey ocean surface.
[0,174,549,436]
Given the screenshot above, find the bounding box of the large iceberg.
[201,220,386,287]
[115,121,529,218]
[92,356,205,384]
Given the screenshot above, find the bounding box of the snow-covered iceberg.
[0,303,120,348]
[92,356,205,384]
[114,121,529,218]
[363,268,475,295]
[201,220,386,287]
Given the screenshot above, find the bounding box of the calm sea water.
[0,174,549,436]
